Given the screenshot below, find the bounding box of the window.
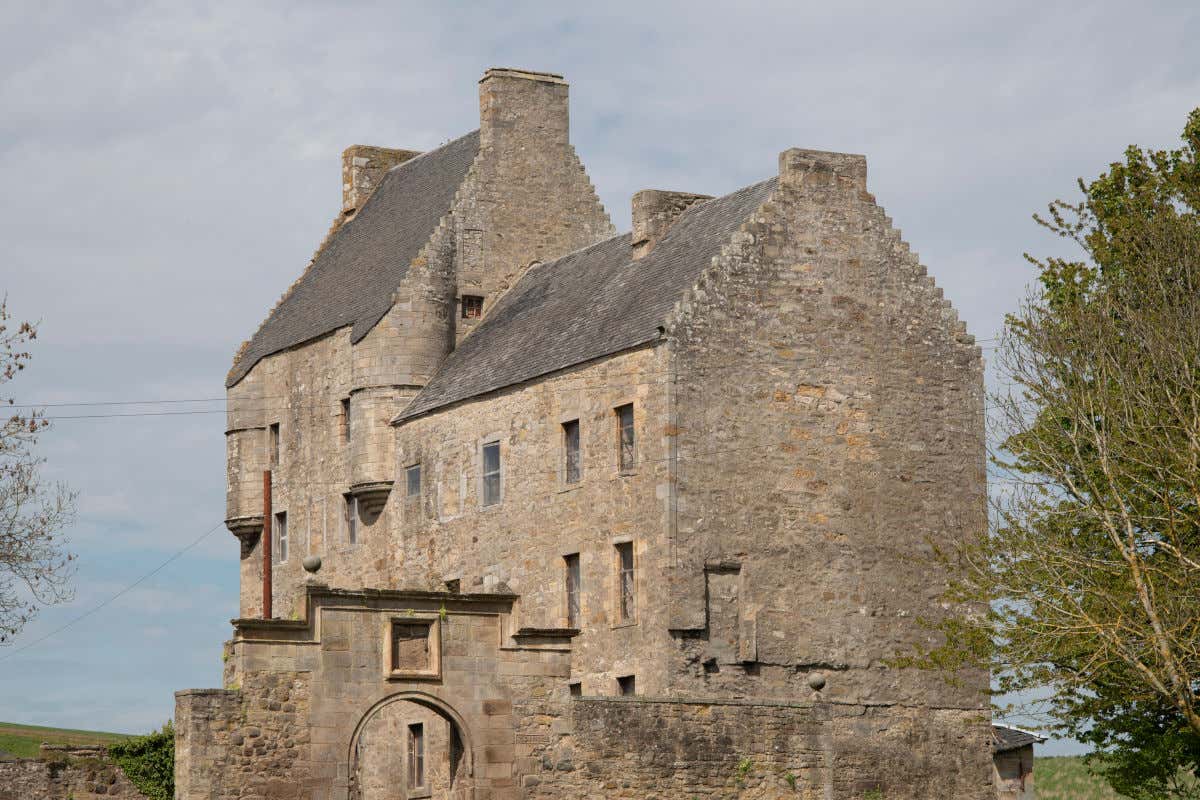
[481,441,501,506]
[616,404,635,472]
[391,622,432,672]
[345,494,358,545]
[568,681,582,697]
[407,722,425,792]
[565,553,581,628]
[406,464,421,497]
[341,398,351,443]
[274,511,288,564]
[268,423,280,467]
[616,541,635,622]
[617,675,636,696]
[461,295,483,319]
[563,419,581,483]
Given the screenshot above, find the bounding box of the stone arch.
[347,691,475,800]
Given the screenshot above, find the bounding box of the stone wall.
[0,745,148,800]
[178,586,576,800]
[224,68,614,622]
[525,697,992,799]
[391,346,676,694]
[663,148,988,709]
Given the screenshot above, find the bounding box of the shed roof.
[992,725,1046,753]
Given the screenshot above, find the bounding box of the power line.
[0,521,226,663]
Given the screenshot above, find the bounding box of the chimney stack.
[631,190,712,259]
[342,145,421,217]
[479,68,569,149]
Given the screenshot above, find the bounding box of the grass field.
[0,721,131,759]
[1037,756,1125,799]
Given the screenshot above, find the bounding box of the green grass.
[1038,756,1124,799]
[0,721,132,759]
[1039,755,1200,799]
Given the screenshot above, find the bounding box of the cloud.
[1,0,1197,739]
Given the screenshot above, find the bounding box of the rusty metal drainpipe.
[262,469,272,619]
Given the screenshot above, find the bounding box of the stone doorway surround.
[176,583,578,800]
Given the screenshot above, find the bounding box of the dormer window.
[461,295,484,319]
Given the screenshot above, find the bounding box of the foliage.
[107,722,174,800]
[904,110,1200,795]
[0,299,75,644]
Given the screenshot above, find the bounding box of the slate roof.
[396,176,779,421]
[227,130,480,387]
[992,725,1045,753]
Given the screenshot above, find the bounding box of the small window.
[268,422,280,467]
[617,675,636,696]
[482,441,501,506]
[341,398,351,443]
[565,553,581,628]
[461,295,483,319]
[345,494,358,545]
[407,722,425,792]
[563,419,581,484]
[616,404,635,472]
[274,511,288,564]
[616,541,635,622]
[406,464,421,498]
[568,681,582,697]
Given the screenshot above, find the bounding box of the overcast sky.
[1,1,1196,755]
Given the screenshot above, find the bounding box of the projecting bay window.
[407,722,426,795]
[616,404,635,472]
[481,441,501,507]
[565,553,581,628]
[616,541,636,623]
[563,419,581,484]
[274,511,288,564]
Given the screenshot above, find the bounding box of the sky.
[0,0,1197,756]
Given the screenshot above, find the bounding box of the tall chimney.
[478,68,569,150]
[342,145,421,217]
[631,190,712,259]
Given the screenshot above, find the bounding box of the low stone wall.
[520,697,994,800]
[0,744,148,800]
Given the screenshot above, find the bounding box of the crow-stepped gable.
[177,68,993,800]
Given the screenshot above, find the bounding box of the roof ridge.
[380,129,481,177]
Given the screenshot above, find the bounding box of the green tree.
[0,299,75,643]
[913,111,1200,797]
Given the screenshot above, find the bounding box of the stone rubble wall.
[518,697,992,800]
[0,744,148,800]
[664,148,988,708]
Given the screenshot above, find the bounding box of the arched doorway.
[348,692,473,800]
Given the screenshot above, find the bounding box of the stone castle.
[174,68,992,799]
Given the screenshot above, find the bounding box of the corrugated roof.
[227,130,480,387]
[396,176,779,421]
[992,725,1046,753]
